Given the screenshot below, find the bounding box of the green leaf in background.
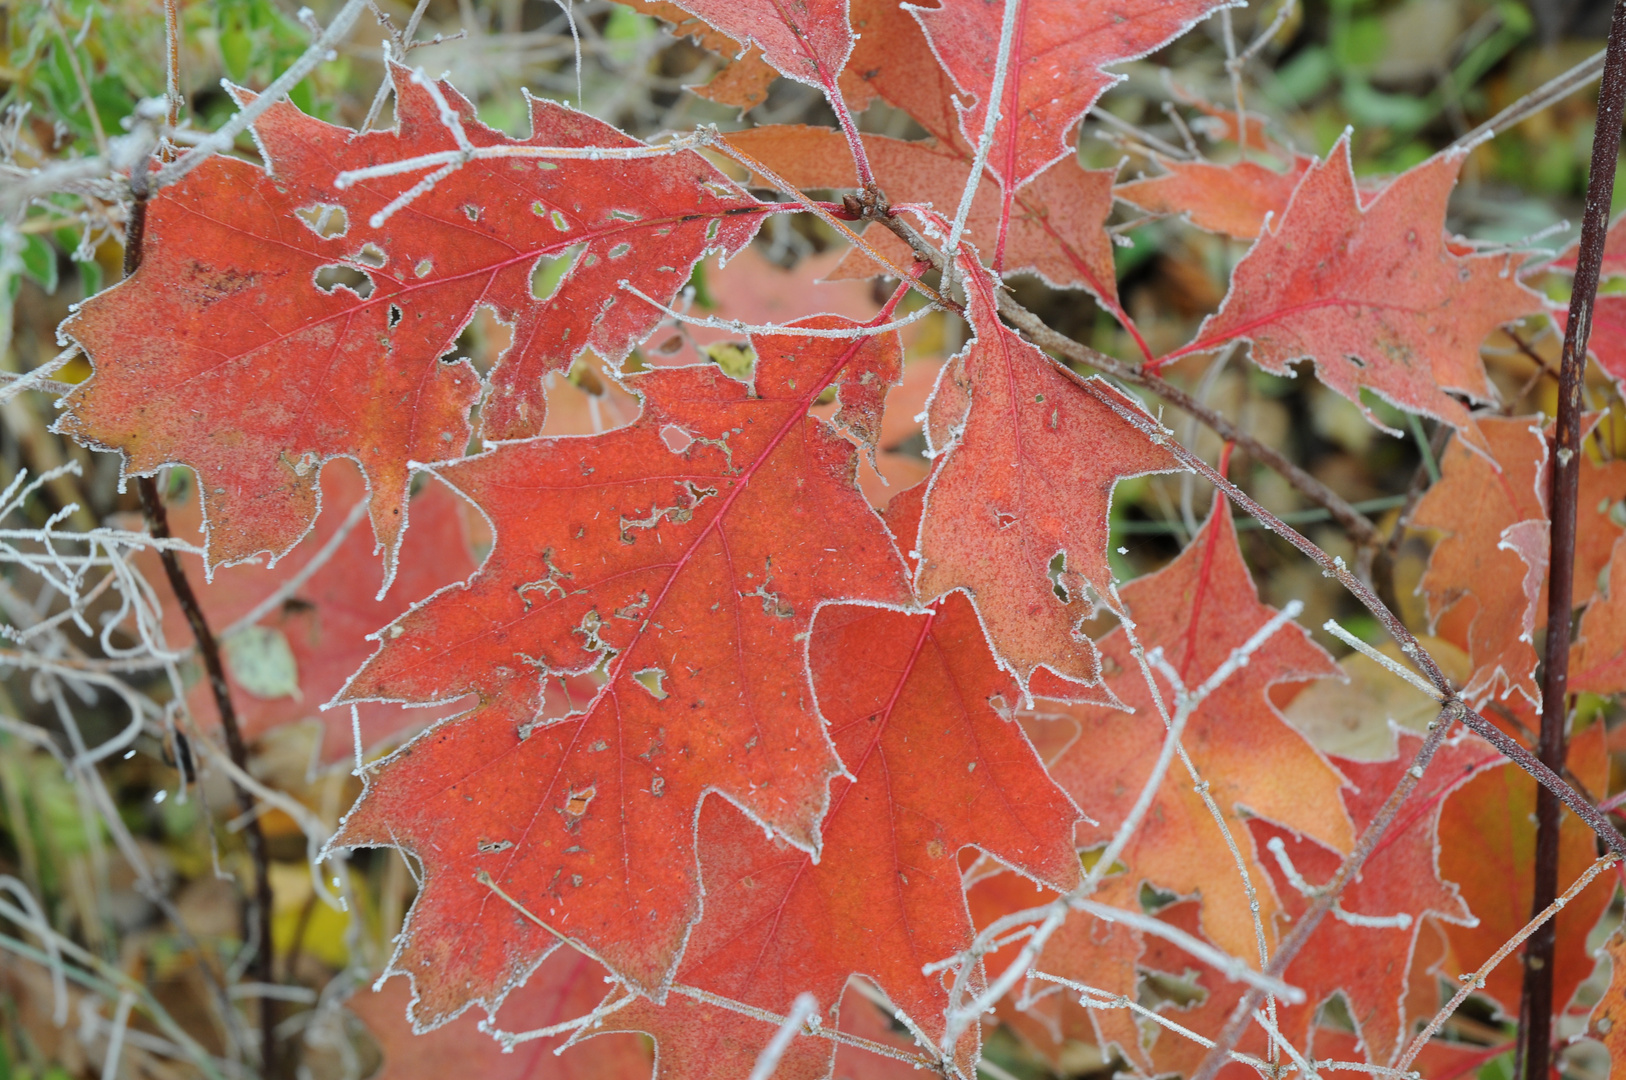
[18,235,57,295]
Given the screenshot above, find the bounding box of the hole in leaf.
[295,204,348,238]
[703,342,754,381]
[609,242,631,258]
[1048,552,1070,603]
[388,305,403,329]
[463,204,482,221]
[1144,968,1208,1010]
[551,209,572,232]
[415,259,433,278]
[660,425,693,454]
[313,264,374,299]
[609,209,640,221]
[354,243,386,268]
[532,245,584,301]
[632,668,668,700]
[564,786,596,816]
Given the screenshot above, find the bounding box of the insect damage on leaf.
[601,485,1081,1077]
[58,64,767,581]
[328,319,912,1022]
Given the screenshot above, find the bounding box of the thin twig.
[1521,7,1626,1075]
[1448,47,1607,154]
[149,0,369,191]
[1400,855,1620,1072]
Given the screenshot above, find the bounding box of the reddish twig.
[1520,3,1626,1074]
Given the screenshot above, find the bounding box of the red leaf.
[1564,294,1626,393]
[140,461,480,763]
[1552,212,1626,277]
[330,321,912,1020]
[1040,492,1351,963]
[1436,714,1613,1016]
[728,125,1120,306]
[1115,155,1313,240]
[664,0,851,94]
[1171,137,1542,452]
[599,485,1080,1073]
[1574,536,1626,695]
[911,0,1230,192]
[59,67,766,573]
[351,945,649,1080]
[843,0,967,149]
[913,266,1177,690]
[1588,930,1626,1069]
[1248,731,1494,1065]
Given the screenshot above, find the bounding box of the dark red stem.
[1520,5,1626,1077]
[125,196,280,1078]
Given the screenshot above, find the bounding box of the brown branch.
[1521,2,1626,1074]
[124,199,279,1078]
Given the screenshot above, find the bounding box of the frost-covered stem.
[617,281,935,337]
[163,0,181,130]
[360,0,442,133]
[1240,0,1297,63]
[748,992,819,1080]
[1400,855,1619,1073]
[1447,47,1606,153]
[1118,607,1281,1047]
[101,989,135,1080]
[1522,5,1626,1074]
[1087,106,1191,159]
[0,897,227,1080]
[1218,8,1247,159]
[822,75,877,192]
[716,137,952,309]
[943,0,1024,299]
[150,0,368,190]
[0,346,79,406]
[45,3,107,156]
[1321,620,1442,701]
[1035,972,1273,1070]
[668,985,934,1070]
[222,499,369,639]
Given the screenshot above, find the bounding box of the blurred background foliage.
[1,0,1624,1078]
